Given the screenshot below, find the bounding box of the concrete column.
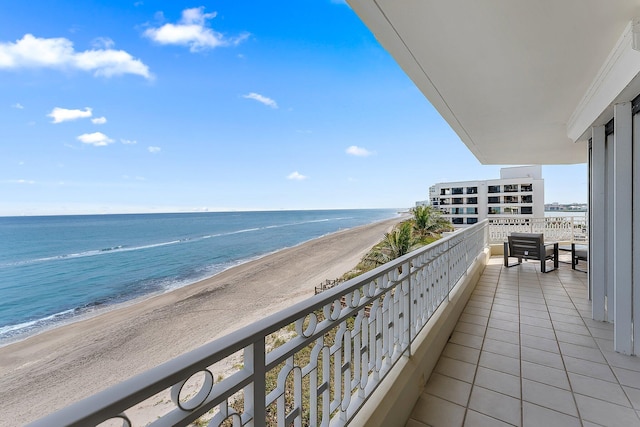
[614,102,633,355]
[590,126,606,321]
[606,132,615,321]
[633,112,640,352]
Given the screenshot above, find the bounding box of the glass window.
[488,207,500,215]
[467,217,478,224]
[452,187,463,195]
[466,187,478,194]
[466,197,478,204]
[488,185,501,193]
[521,195,533,203]
[452,218,464,224]
[488,196,500,204]
[521,206,533,214]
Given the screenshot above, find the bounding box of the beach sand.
[0,217,403,426]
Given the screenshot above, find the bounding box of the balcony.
[405,257,640,427]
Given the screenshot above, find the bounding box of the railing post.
[249,339,266,427]
[407,260,412,358]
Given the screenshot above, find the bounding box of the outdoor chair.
[572,243,588,273]
[504,232,559,273]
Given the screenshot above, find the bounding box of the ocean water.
[0,209,398,345]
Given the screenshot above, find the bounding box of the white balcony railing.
[488,216,588,244]
[28,221,489,427]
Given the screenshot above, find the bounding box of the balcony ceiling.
[347,0,640,164]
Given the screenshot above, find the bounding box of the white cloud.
[148,146,161,153]
[49,107,92,123]
[346,145,374,157]
[243,92,278,109]
[287,171,308,181]
[0,34,151,79]
[121,138,137,145]
[91,116,107,124]
[77,132,114,146]
[12,103,24,109]
[143,7,249,52]
[4,179,35,184]
[91,37,115,49]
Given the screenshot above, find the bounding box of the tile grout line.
[538,266,585,424]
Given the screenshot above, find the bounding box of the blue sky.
[0,1,587,216]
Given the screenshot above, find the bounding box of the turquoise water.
[0,209,397,344]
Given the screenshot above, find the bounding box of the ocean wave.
[1,216,352,268]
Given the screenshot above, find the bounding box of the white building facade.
[428,166,544,227]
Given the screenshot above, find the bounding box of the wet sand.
[0,217,403,425]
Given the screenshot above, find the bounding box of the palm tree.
[412,205,453,239]
[363,221,418,268]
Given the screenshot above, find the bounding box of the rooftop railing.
[28,221,489,427]
[488,216,588,244]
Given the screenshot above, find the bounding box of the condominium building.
[428,165,544,226]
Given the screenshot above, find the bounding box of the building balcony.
[405,257,640,427]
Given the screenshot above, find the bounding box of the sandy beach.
[0,217,403,425]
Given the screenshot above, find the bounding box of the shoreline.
[0,215,401,348]
[0,216,404,425]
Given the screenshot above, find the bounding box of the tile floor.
[406,257,640,427]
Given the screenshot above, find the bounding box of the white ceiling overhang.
[347,0,640,165]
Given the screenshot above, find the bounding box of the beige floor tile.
[405,419,430,427]
[454,321,486,337]
[468,385,521,426]
[588,326,613,340]
[603,351,640,372]
[519,308,550,320]
[442,343,480,365]
[546,305,580,316]
[522,402,581,427]
[594,337,614,352]
[520,315,553,329]
[410,393,465,427]
[434,356,476,383]
[550,312,585,326]
[449,331,484,349]
[458,313,489,326]
[623,386,640,410]
[520,323,556,340]
[568,372,631,406]
[470,295,493,304]
[613,366,640,389]
[521,346,564,370]
[559,341,606,363]
[490,311,519,322]
[478,351,520,376]
[474,366,520,398]
[551,321,590,336]
[464,306,491,317]
[563,356,617,382]
[424,373,472,406]
[555,330,598,348]
[519,301,547,311]
[520,333,559,353]
[466,300,492,310]
[491,303,519,315]
[482,338,520,358]
[521,360,570,390]
[485,327,519,344]
[575,394,640,427]
[522,379,578,417]
[488,318,520,333]
[464,410,514,427]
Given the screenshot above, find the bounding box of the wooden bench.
[503,232,559,273]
